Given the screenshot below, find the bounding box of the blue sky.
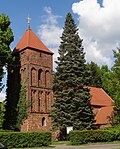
[1,0,120,101]
[0,0,102,49]
[0,0,81,48]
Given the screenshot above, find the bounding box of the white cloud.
[37,7,63,69]
[0,92,5,102]
[72,0,120,67]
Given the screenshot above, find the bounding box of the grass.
[11,141,120,149]
[51,140,120,145]
[51,141,70,145]
[51,140,118,145]
[93,141,120,144]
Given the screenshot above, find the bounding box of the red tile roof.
[95,106,114,124]
[86,86,114,126]
[89,86,114,107]
[14,29,53,54]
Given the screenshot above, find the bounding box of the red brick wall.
[20,48,53,131]
[21,113,52,131]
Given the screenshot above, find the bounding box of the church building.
[11,22,53,131]
[6,20,114,132]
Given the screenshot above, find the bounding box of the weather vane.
[27,16,31,29]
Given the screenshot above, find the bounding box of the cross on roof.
[27,16,31,29]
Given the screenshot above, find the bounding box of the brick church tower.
[12,24,53,131]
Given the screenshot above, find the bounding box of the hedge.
[0,131,51,148]
[69,129,120,145]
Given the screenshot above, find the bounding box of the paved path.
[42,144,120,149]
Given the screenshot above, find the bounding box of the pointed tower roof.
[13,29,53,54]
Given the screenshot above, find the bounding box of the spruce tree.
[51,13,95,137]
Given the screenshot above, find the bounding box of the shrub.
[0,131,51,148]
[69,130,119,145]
[103,125,120,132]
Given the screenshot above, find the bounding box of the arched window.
[42,117,46,126]
[38,69,43,86]
[45,70,50,88]
[31,68,36,86]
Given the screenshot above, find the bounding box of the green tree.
[16,79,28,130]
[97,50,120,125]
[51,13,95,138]
[0,101,5,129]
[111,49,120,124]
[3,63,21,130]
[100,65,113,96]
[87,61,102,87]
[4,64,29,130]
[0,13,14,91]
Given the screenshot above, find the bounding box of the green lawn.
[51,141,70,145]
[51,141,120,146]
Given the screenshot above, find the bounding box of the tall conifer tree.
[51,13,95,137]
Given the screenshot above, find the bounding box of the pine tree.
[51,13,95,138]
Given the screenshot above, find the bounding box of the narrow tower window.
[38,69,43,86]
[42,117,46,126]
